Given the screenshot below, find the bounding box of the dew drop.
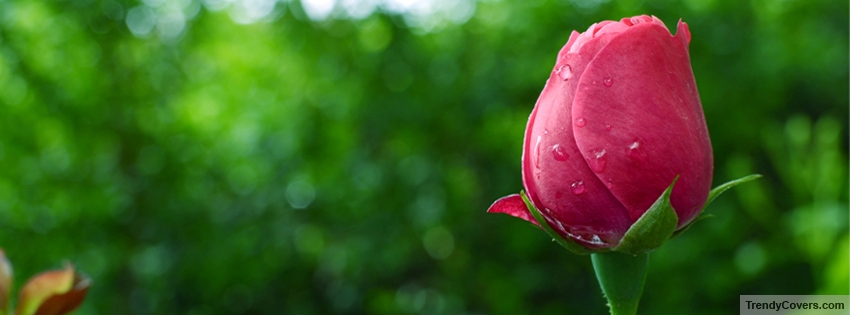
[605,124,612,131]
[603,75,613,87]
[575,118,586,127]
[551,144,569,161]
[587,149,607,173]
[565,226,612,246]
[605,181,613,189]
[557,65,572,81]
[589,234,603,245]
[570,180,585,195]
[533,135,542,168]
[544,128,549,135]
[627,140,647,162]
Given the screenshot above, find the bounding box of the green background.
[0,0,847,314]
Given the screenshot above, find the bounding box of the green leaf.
[520,191,593,255]
[15,262,90,315]
[612,177,679,255]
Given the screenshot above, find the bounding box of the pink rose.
[488,15,713,250]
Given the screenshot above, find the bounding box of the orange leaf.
[15,262,90,315]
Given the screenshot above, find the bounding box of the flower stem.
[591,251,649,315]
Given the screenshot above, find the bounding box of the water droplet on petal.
[551,144,569,161]
[603,75,613,87]
[627,140,647,162]
[564,226,610,246]
[575,118,586,127]
[589,234,603,245]
[605,124,612,131]
[534,135,542,168]
[605,179,613,189]
[557,65,572,81]
[544,128,549,135]
[587,149,607,173]
[570,180,585,195]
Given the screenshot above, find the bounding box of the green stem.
[591,251,649,315]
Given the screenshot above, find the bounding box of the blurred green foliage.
[0,0,846,314]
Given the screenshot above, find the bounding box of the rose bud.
[15,262,90,315]
[488,15,713,253]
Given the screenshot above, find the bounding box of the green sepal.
[519,174,762,255]
[671,213,714,238]
[672,174,761,238]
[703,174,762,210]
[612,177,679,255]
[520,190,592,255]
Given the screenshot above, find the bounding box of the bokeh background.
[0,0,847,314]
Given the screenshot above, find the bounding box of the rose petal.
[487,194,538,226]
[521,29,633,248]
[558,31,581,59]
[572,20,713,228]
[595,22,629,38]
[677,19,691,45]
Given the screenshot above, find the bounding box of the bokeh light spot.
[286,179,316,209]
[126,6,158,37]
[422,226,454,260]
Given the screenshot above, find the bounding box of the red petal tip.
[487,194,538,225]
[677,19,691,45]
